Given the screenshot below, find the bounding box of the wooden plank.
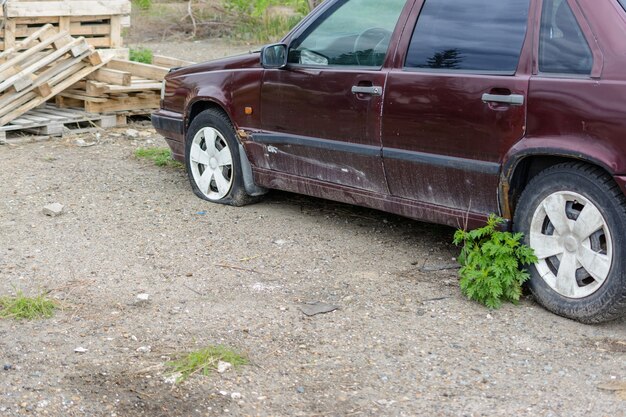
[152,55,196,68]
[58,90,108,103]
[87,68,131,86]
[85,79,161,94]
[70,15,112,23]
[4,1,131,18]
[59,16,71,34]
[109,15,122,48]
[106,59,169,81]
[70,22,111,36]
[84,94,160,113]
[4,20,17,50]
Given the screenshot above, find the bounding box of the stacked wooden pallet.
[56,56,195,118]
[0,0,131,51]
[0,24,108,127]
[0,105,116,142]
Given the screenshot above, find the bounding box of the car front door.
[381,0,533,215]
[258,0,409,194]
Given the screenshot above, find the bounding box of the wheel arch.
[186,99,233,134]
[502,149,617,220]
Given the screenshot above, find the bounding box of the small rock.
[3,364,12,371]
[299,301,339,317]
[296,386,305,394]
[125,129,140,138]
[230,392,242,400]
[37,400,49,409]
[42,203,64,217]
[217,361,232,374]
[219,390,229,396]
[164,373,181,384]
[136,346,151,353]
[135,293,150,305]
[75,139,97,147]
[74,347,88,353]
[273,239,288,246]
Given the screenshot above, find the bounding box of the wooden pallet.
[56,59,181,114]
[0,24,109,126]
[56,90,161,113]
[0,104,117,141]
[0,1,131,51]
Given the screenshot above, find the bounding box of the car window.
[288,0,406,67]
[538,0,592,75]
[405,0,530,74]
[619,0,626,11]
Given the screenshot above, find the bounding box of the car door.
[258,0,409,194]
[381,0,533,215]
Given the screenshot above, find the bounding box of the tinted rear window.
[406,0,530,74]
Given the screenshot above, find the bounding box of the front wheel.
[185,109,257,206]
[514,162,626,323]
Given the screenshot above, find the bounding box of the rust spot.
[237,129,250,140]
[500,180,512,220]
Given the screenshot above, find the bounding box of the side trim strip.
[251,133,501,176]
[383,148,501,175]
[252,133,381,157]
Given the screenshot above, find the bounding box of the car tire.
[185,109,258,207]
[514,162,626,323]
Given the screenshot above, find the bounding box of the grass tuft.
[129,47,153,64]
[0,291,56,320]
[167,346,248,383]
[135,147,183,169]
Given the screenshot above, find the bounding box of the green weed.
[0,291,56,320]
[135,147,183,169]
[453,215,538,309]
[133,0,152,10]
[167,346,248,383]
[129,47,153,64]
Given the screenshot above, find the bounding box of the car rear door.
[381,0,534,215]
[258,0,409,194]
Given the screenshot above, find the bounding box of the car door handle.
[482,93,525,106]
[352,86,383,96]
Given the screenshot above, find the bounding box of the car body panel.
[154,0,626,230]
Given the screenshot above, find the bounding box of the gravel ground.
[1,123,625,417]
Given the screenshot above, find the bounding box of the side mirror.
[261,44,288,69]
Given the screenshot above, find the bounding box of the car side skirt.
[252,167,495,230]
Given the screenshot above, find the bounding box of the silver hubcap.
[189,127,233,201]
[530,191,612,299]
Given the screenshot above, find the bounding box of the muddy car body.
[153,0,626,323]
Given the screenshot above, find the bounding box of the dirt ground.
[0,40,625,416]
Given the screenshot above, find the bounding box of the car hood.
[167,51,262,78]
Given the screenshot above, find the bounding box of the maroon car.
[153,0,626,323]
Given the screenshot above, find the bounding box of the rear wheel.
[514,162,626,323]
[185,109,257,206]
